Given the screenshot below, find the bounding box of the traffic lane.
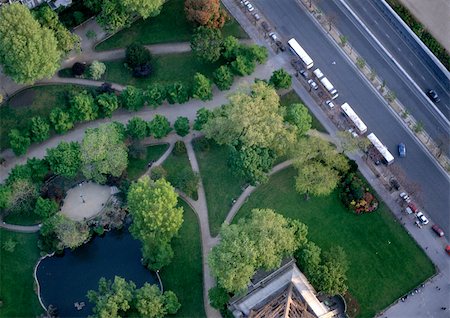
[317,0,450,134]
[346,0,450,116]
[254,0,450,230]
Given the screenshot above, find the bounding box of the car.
[347,128,358,137]
[252,12,261,21]
[398,143,406,158]
[399,192,412,203]
[246,3,254,12]
[299,69,308,79]
[431,224,444,237]
[307,79,318,90]
[416,212,429,225]
[389,177,400,190]
[407,202,419,214]
[275,40,286,51]
[325,100,335,109]
[268,32,278,42]
[426,89,440,103]
[240,0,249,6]
[261,21,271,32]
[405,206,413,214]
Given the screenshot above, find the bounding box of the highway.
[319,0,450,151]
[252,0,450,235]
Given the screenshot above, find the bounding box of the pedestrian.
[441,307,446,310]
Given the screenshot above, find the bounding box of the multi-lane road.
[251,0,450,235]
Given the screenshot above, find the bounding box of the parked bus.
[313,68,339,99]
[340,102,367,134]
[287,38,314,69]
[367,133,395,165]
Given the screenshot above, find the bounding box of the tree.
[148,115,172,139]
[89,60,106,80]
[203,81,296,155]
[34,5,80,54]
[269,69,292,90]
[30,116,50,143]
[192,73,213,101]
[126,116,149,140]
[213,65,234,91]
[166,82,189,104]
[34,197,59,219]
[174,117,190,137]
[70,90,98,122]
[247,45,268,64]
[185,0,228,28]
[49,108,74,133]
[168,168,199,197]
[230,54,255,76]
[221,36,240,61]
[53,214,90,249]
[96,93,119,118]
[0,4,61,84]
[9,129,31,156]
[122,0,165,19]
[295,241,322,280]
[191,26,222,63]
[4,178,37,214]
[121,86,145,111]
[128,177,183,270]
[291,136,349,198]
[317,247,348,295]
[87,276,135,318]
[145,84,166,107]
[81,123,128,183]
[228,145,275,185]
[208,286,229,310]
[285,103,312,137]
[0,185,12,210]
[46,141,81,178]
[125,43,152,68]
[6,158,49,185]
[193,108,213,131]
[209,209,302,293]
[135,283,180,317]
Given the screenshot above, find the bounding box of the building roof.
[229,259,337,318]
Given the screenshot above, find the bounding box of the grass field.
[3,211,42,226]
[162,146,198,200]
[161,199,205,318]
[193,139,246,236]
[0,229,42,317]
[103,51,222,91]
[234,167,435,318]
[279,90,328,133]
[0,85,93,151]
[95,0,248,51]
[127,144,169,180]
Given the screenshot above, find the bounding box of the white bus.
[367,133,394,165]
[312,68,338,99]
[341,102,367,134]
[287,38,314,69]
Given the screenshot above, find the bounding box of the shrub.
[166,82,189,104]
[213,65,234,91]
[125,43,152,68]
[49,107,74,133]
[145,84,166,107]
[269,69,292,90]
[174,117,190,137]
[192,73,213,101]
[96,93,119,118]
[72,62,86,76]
[89,60,106,80]
[148,115,171,139]
[9,129,31,156]
[70,90,98,122]
[121,86,144,111]
[173,140,187,156]
[340,172,378,214]
[30,116,50,142]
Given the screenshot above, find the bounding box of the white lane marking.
[409,60,413,66]
[397,47,402,52]
[385,32,390,38]
[420,75,426,81]
[373,20,378,26]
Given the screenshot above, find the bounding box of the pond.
[36,227,158,317]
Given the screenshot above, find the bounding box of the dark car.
[426,89,440,103]
[432,224,444,237]
[398,143,406,158]
[261,21,271,32]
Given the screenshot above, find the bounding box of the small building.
[0,0,72,10]
[228,259,339,318]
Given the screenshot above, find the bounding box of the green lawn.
[193,139,246,236]
[0,85,93,151]
[95,0,248,51]
[103,51,221,90]
[0,229,42,317]
[279,90,328,133]
[161,199,205,318]
[3,211,42,226]
[234,167,435,318]
[127,144,169,180]
[162,146,198,200]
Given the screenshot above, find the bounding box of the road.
[252,0,450,235]
[319,0,450,151]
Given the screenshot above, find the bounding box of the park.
[0,1,435,318]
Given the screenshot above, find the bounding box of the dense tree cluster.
[87,276,180,318]
[185,0,228,29]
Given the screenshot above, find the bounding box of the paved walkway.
[0,221,41,233]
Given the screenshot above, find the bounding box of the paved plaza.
[60,182,111,221]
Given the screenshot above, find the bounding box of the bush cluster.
[339,172,379,214]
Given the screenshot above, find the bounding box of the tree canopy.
[148,115,172,139]
[128,177,183,270]
[285,103,312,137]
[174,117,190,137]
[46,141,81,178]
[191,26,223,63]
[185,0,228,28]
[0,3,61,83]
[80,123,128,183]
